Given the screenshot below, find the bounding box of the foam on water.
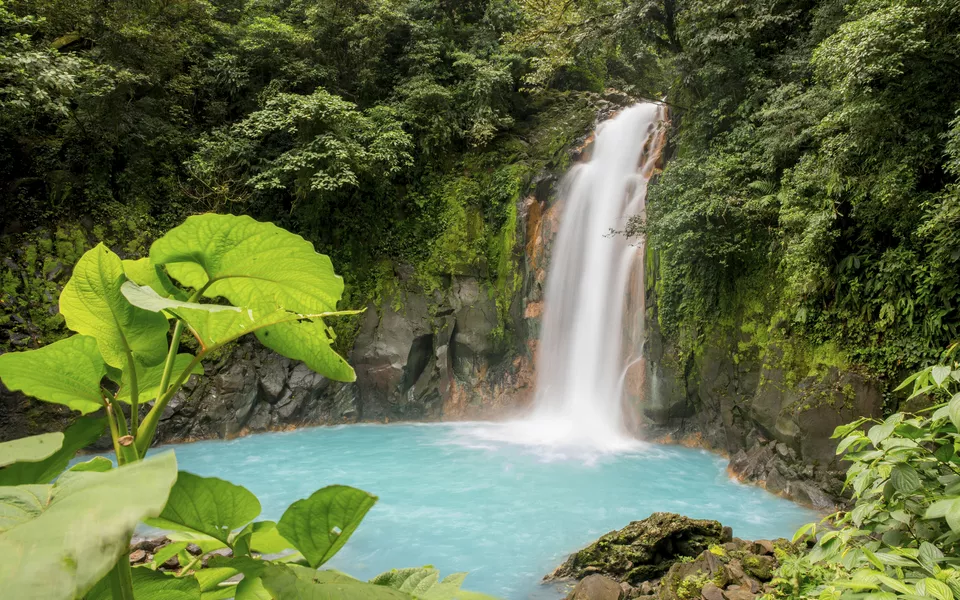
[141,423,819,599]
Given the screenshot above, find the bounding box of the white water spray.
[463,103,667,455]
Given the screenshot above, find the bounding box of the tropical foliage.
[0,214,495,600]
[772,346,960,599]
[0,0,603,361]
[511,0,960,379]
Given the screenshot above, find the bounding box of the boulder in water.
[549,513,726,584]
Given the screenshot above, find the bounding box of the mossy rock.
[741,554,776,581]
[658,550,729,600]
[550,513,726,585]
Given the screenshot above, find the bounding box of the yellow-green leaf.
[150,214,343,313]
[0,335,106,414]
[60,244,169,369]
[0,433,63,468]
[146,471,261,544]
[122,257,188,301]
[0,417,105,485]
[277,485,377,568]
[117,354,202,403]
[0,452,178,600]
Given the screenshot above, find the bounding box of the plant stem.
[108,396,139,464]
[136,353,204,457]
[125,352,140,436]
[155,320,184,406]
[108,553,136,600]
[108,395,130,438]
[137,286,205,457]
[104,399,123,460]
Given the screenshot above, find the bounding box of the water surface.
[142,423,818,599]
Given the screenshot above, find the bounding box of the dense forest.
[2,0,959,379]
[3,2,960,600]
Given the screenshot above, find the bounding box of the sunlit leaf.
[60,244,169,369]
[150,214,343,313]
[949,394,960,431]
[0,433,63,468]
[0,335,106,414]
[122,258,188,301]
[85,565,201,600]
[277,485,377,568]
[260,563,409,600]
[933,366,952,387]
[146,471,261,544]
[924,578,953,600]
[148,214,356,381]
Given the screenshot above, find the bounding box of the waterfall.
[459,102,667,454]
[524,102,666,449]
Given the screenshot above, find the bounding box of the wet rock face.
[550,513,727,585]
[153,268,539,443]
[349,275,519,423]
[551,513,801,600]
[640,294,883,507]
[155,344,357,443]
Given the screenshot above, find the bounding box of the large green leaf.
[0,335,106,413]
[194,567,243,592]
[0,432,63,467]
[60,243,170,369]
[85,565,202,600]
[149,214,344,314]
[249,520,294,554]
[123,281,356,380]
[235,576,271,600]
[0,452,178,600]
[260,563,410,600]
[125,290,298,350]
[122,257,188,301]
[117,354,202,403]
[231,520,294,558]
[256,319,355,382]
[123,285,357,381]
[0,416,106,486]
[146,471,261,543]
[277,485,377,568]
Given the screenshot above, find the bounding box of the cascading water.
[525,102,666,448]
[470,102,668,453]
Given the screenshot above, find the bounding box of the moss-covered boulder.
[657,538,793,600]
[549,513,727,585]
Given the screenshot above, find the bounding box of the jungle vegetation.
[1,0,958,380]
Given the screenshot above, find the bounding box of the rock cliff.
[637,267,884,508]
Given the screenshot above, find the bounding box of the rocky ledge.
[549,513,805,600]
